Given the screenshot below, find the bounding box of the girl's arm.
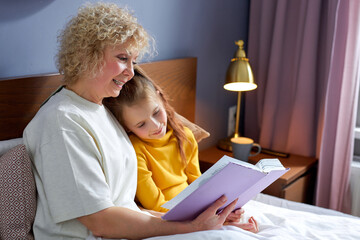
[78,196,238,239]
[184,129,202,184]
[136,153,169,212]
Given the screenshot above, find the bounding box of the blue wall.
[0,0,249,149]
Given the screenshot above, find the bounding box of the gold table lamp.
[218,40,257,151]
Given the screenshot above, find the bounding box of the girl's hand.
[190,196,238,231]
[226,216,259,233]
[225,208,245,223]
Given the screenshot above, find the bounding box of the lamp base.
[217,136,233,152]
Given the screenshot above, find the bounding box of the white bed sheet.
[88,194,360,240]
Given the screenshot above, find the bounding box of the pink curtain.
[316,0,360,212]
[244,0,360,212]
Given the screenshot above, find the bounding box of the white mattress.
[143,193,360,240]
[87,193,360,240]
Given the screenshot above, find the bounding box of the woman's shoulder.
[34,93,76,123]
[27,88,104,132]
[43,88,104,117]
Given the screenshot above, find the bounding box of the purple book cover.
[162,161,289,221]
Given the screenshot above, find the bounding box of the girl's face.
[122,96,168,140]
[76,43,138,105]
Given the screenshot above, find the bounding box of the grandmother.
[23,2,238,239]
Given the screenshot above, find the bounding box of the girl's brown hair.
[104,69,190,165]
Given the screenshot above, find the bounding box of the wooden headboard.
[0,57,197,141]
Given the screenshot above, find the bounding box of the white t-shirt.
[24,88,140,239]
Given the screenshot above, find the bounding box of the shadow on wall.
[0,0,55,21]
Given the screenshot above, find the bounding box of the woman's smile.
[113,78,127,89]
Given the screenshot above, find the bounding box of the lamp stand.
[234,91,241,138]
[217,91,242,152]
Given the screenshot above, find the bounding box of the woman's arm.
[78,195,237,239]
[138,206,165,218]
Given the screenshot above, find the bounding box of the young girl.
[105,69,258,232]
[105,70,201,212]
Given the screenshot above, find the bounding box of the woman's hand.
[226,216,259,233]
[190,196,238,231]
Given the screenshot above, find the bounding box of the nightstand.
[199,146,318,204]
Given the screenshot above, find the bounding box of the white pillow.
[0,138,23,156]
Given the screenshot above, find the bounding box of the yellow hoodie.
[130,127,201,212]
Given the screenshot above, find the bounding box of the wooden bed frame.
[0,57,197,141]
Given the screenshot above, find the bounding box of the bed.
[0,57,359,240]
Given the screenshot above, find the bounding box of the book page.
[226,156,262,172]
[162,155,266,210]
[255,158,285,173]
[162,156,231,210]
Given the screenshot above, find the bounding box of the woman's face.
[122,96,168,140]
[79,43,138,104]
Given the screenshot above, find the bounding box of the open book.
[161,155,289,221]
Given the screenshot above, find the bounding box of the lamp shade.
[224,40,257,92]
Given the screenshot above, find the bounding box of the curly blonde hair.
[56,2,153,85]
